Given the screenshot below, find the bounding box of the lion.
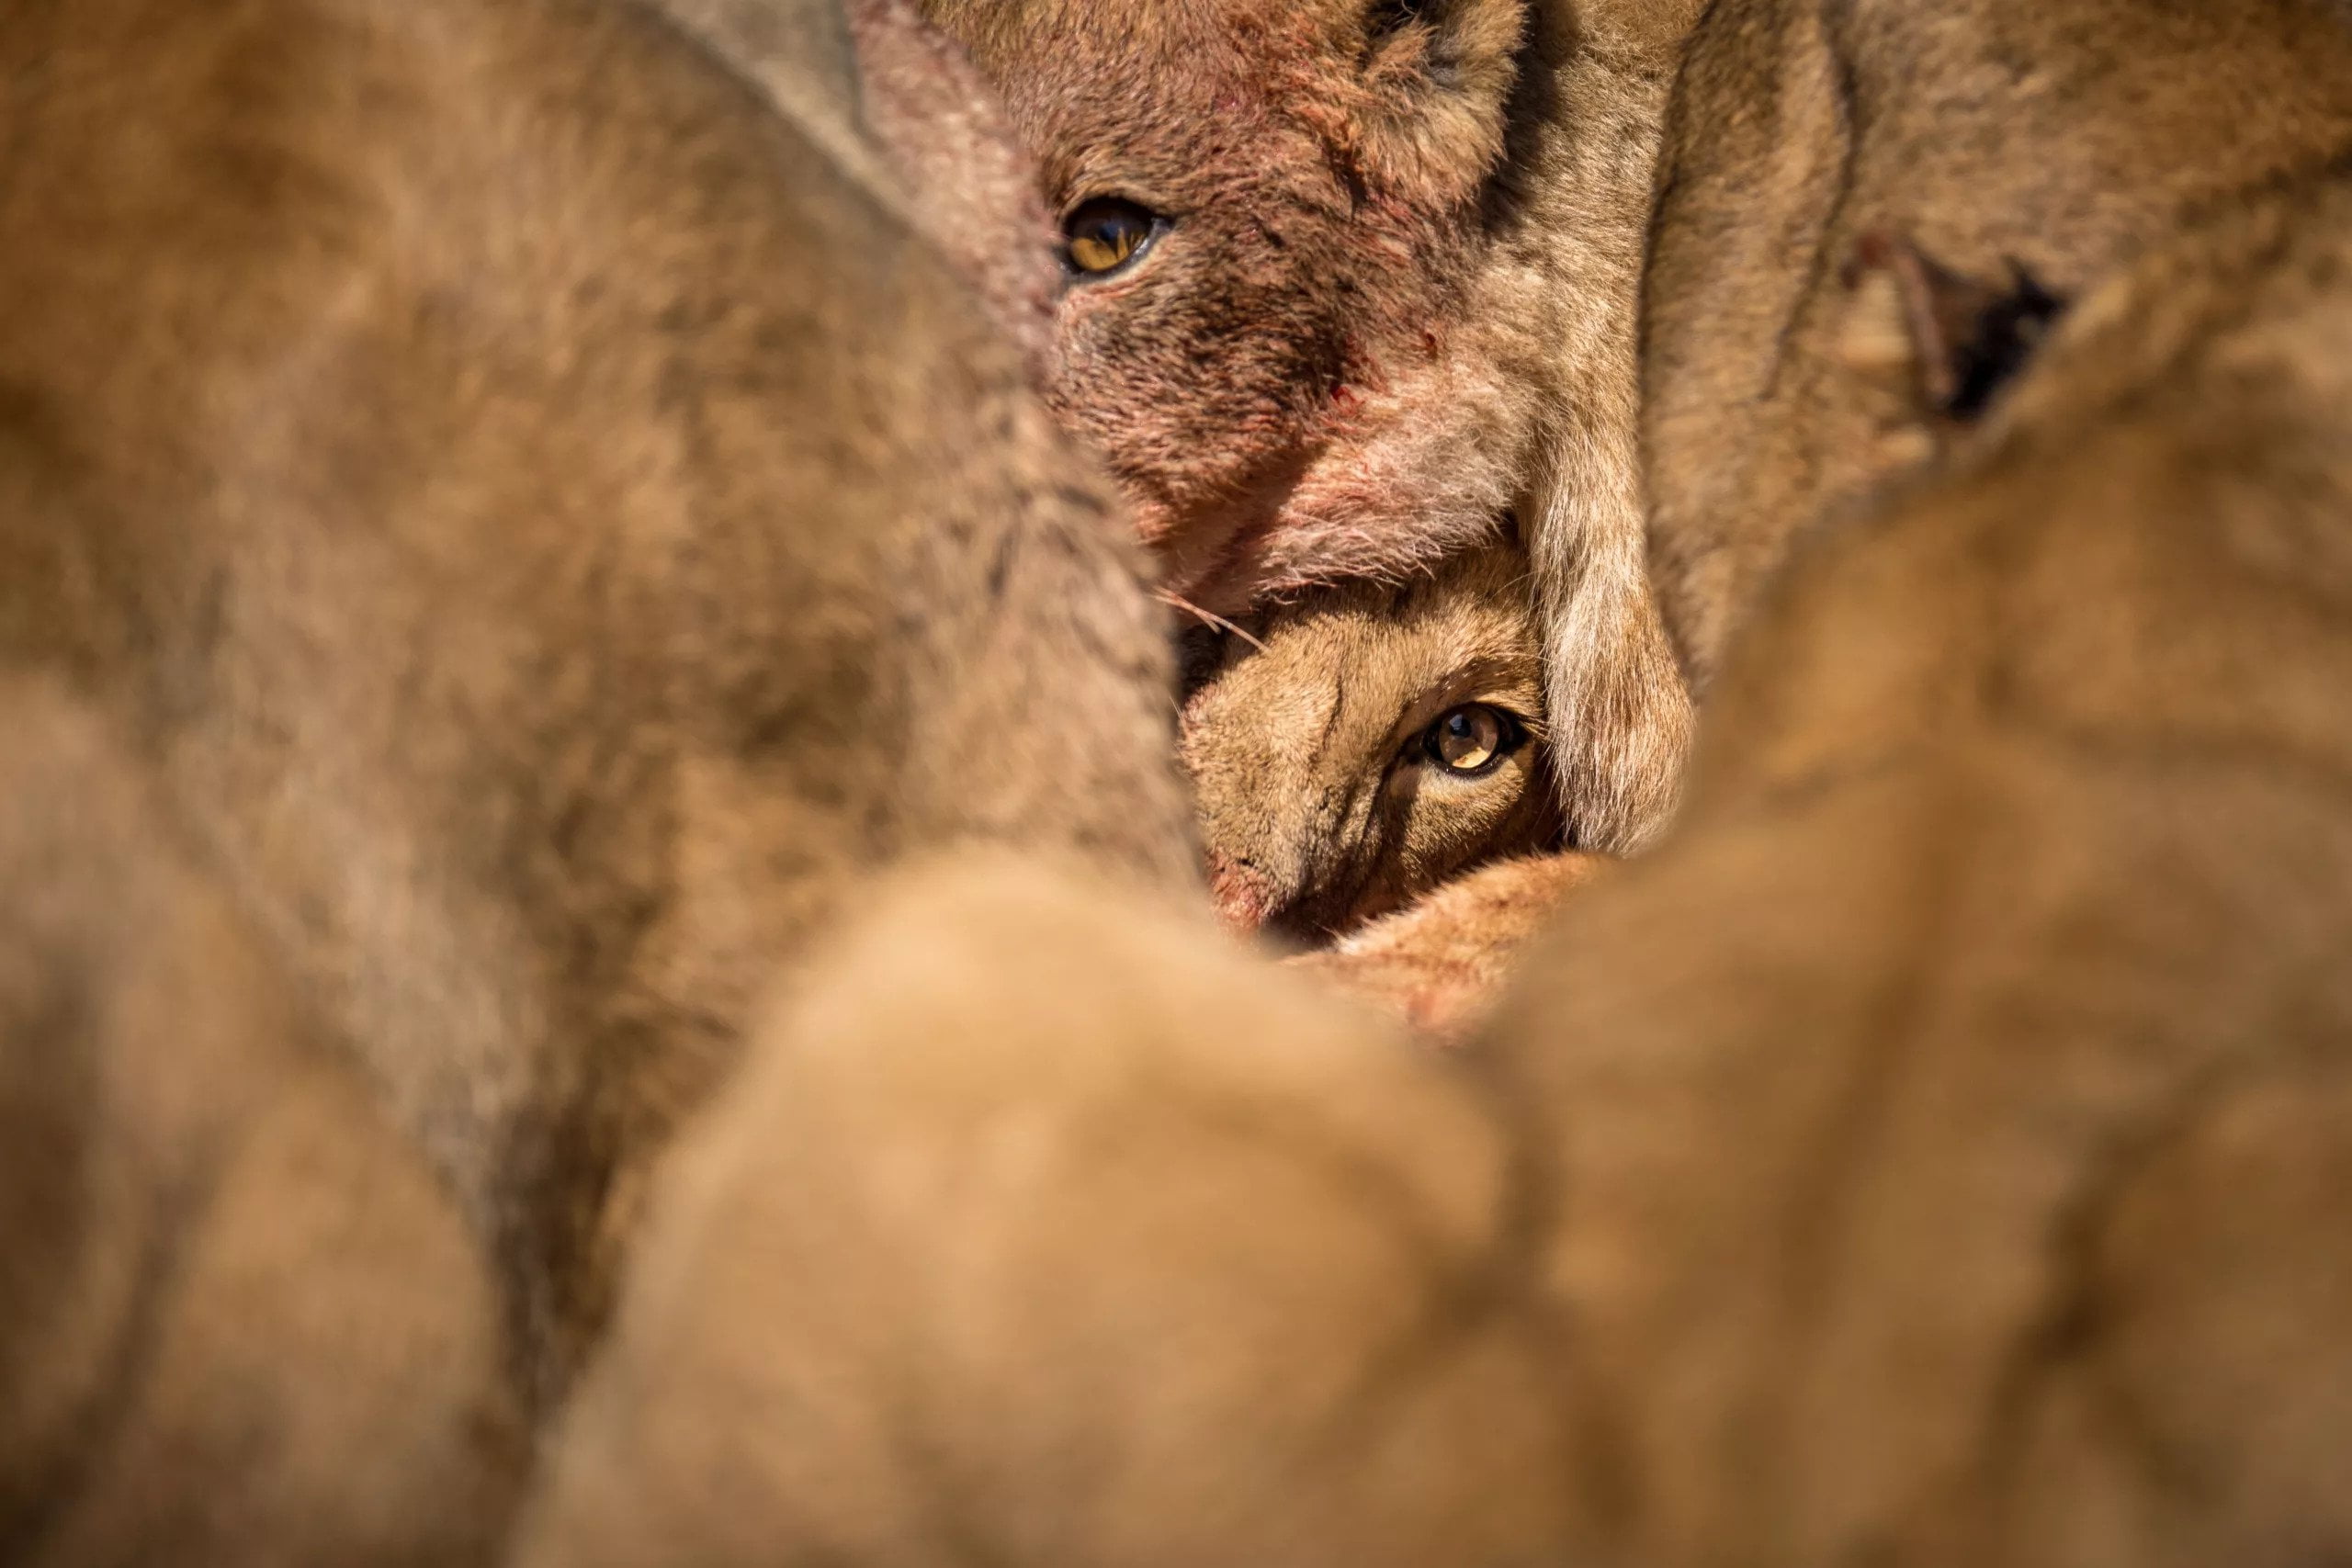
[514,852,1586,1568]
[0,0,1192,1398]
[1177,541,1602,1036]
[517,161,2352,1567]
[1492,157,2352,1566]
[1178,542,1564,939]
[1307,0,2352,1025]
[656,0,1058,370]
[692,0,1675,1000]
[1643,0,2352,692]
[0,679,524,1567]
[919,0,1702,858]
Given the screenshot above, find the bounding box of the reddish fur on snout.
[1204,847,1274,932]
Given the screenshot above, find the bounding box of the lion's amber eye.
[1062,197,1161,277]
[1424,705,1518,776]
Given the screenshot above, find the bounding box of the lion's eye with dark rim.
[1062,197,1163,278]
[1420,705,1524,778]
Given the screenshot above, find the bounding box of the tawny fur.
[1314,0,2352,1025]
[522,164,2352,1567]
[1495,165,2352,1566]
[659,0,1060,372]
[1643,0,2352,690]
[0,680,524,1567]
[0,0,1192,1400]
[515,853,1585,1568]
[1288,850,1604,1041]
[922,0,1700,854]
[1179,542,1563,942]
[842,0,1060,372]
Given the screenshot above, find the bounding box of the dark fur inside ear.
[1364,1,1465,85]
[1175,620,1234,703]
[1942,263,2067,419]
[1351,0,1528,204]
[1845,232,2071,424]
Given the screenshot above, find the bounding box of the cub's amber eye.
[1062,197,1161,277]
[1423,705,1520,777]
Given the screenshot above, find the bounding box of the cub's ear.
[1349,0,1528,204]
[1838,231,2071,435]
[1578,0,1707,59]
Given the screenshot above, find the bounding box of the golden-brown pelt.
[521,162,2352,1567]
[656,0,1061,371]
[0,0,1193,1397]
[0,680,525,1567]
[1493,159,2352,1568]
[1643,0,2352,691]
[514,852,1585,1568]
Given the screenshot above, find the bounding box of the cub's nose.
[1204,848,1276,932]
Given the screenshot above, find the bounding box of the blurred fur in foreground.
[521,166,2352,1567]
[0,0,1192,1399]
[0,680,523,1568]
[1645,0,2352,691]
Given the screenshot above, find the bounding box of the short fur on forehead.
[924,0,1528,206]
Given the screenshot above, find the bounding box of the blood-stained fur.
[924,0,1702,855]
[0,680,524,1567]
[0,0,1191,1397]
[523,164,2352,1567]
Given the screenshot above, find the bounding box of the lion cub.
[1179,543,1563,943]
[524,163,2352,1568]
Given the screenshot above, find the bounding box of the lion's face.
[926,0,1532,605]
[1179,543,1559,942]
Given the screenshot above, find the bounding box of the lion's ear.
[1839,232,2071,428]
[1350,0,1528,205]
